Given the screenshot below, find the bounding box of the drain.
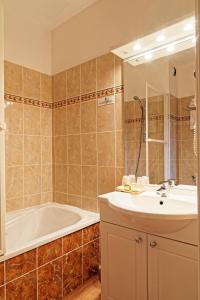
[159,201,164,205]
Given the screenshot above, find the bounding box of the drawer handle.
[150,240,157,248]
[135,237,143,244]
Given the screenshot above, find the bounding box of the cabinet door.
[148,235,198,300]
[101,222,147,300]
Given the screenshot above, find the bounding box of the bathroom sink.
[99,191,197,234]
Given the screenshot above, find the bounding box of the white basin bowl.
[101,191,197,234]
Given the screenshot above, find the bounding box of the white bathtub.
[2,202,99,261]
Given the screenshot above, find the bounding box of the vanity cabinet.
[101,222,148,300]
[101,222,198,300]
[148,235,198,300]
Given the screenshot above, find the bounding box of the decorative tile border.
[0,222,100,299]
[125,114,190,123]
[5,93,53,109]
[5,85,123,109]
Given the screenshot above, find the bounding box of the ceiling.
[5,0,99,30]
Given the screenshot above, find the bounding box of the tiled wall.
[0,223,100,299]
[4,61,53,212]
[4,53,124,212]
[53,53,124,211]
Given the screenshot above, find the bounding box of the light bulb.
[184,23,194,31]
[167,44,175,52]
[145,52,153,60]
[156,34,166,42]
[133,44,142,51]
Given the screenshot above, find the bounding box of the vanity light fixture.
[156,34,166,42]
[112,16,195,66]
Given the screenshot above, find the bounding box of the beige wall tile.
[114,56,123,87]
[81,59,96,94]
[68,135,81,165]
[67,66,80,98]
[41,108,52,136]
[116,131,125,168]
[41,192,53,203]
[53,136,67,164]
[6,166,23,199]
[115,94,123,131]
[24,194,41,208]
[98,167,115,194]
[53,107,67,136]
[82,197,98,213]
[54,192,68,204]
[24,105,41,135]
[24,165,41,195]
[98,132,115,166]
[6,198,23,212]
[6,134,23,166]
[53,71,66,101]
[24,136,41,165]
[67,194,81,208]
[97,53,114,90]
[40,73,52,102]
[81,100,96,133]
[181,140,194,160]
[23,67,40,99]
[82,166,97,198]
[116,168,124,187]
[4,61,23,95]
[67,103,80,134]
[68,166,81,195]
[54,164,68,193]
[42,165,53,193]
[42,136,52,164]
[97,104,115,132]
[5,103,23,134]
[81,133,97,165]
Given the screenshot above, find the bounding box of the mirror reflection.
[124,47,196,185]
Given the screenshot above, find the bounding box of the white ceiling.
[5,0,99,30]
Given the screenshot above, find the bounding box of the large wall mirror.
[122,19,196,185]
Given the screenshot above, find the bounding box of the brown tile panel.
[63,230,82,254]
[38,258,62,300]
[83,223,100,244]
[0,263,4,286]
[0,286,5,300]
[5,249,36,283]
[6,271,37,300]
[83,240,100,282]
[2,223,100,299]
[63,248,82,297]
[38,238,62,267]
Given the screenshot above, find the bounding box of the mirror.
[124,46,196,185]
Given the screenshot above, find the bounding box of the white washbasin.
[100,191,197,234]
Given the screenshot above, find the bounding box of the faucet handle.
[168,179,176,187]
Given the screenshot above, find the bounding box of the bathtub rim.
[1,202,100,262]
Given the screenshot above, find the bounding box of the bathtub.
[3,202,100,261]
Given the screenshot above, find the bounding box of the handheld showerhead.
[133,96,140,101]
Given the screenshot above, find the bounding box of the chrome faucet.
[156,179,176,197]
